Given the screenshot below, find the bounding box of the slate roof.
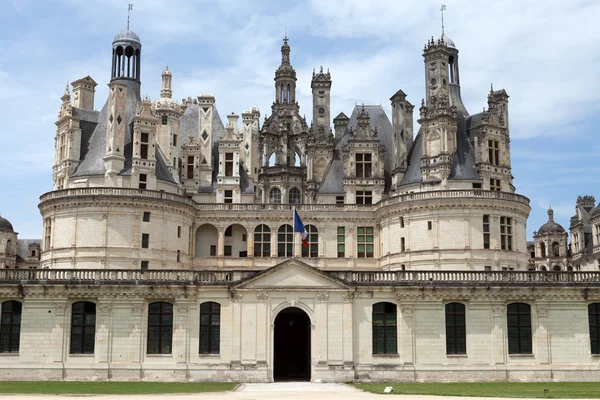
[319,105,392,194]
[70,79,176,184]
[15,239,41,262]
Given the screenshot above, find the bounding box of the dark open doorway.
[273,307,311,381]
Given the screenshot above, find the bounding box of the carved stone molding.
[316,292,329,303]
[342,292,354,303]
[98,304,112,316]
[492,305,505,315]
[536,305,548,318]
[231,291,243,303]
[55,302,68,317]
[256,291,269,303]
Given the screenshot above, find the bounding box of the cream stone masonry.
[2,22,599,383]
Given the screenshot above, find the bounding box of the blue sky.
[1,0,599,239]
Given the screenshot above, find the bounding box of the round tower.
[533,207,569,271]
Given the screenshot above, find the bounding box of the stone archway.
[273,307,311,381]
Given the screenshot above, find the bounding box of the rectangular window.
[177,226,181,238]
[209,245,216,257]
[187,156,194,179]
[176,250,181,262]
[139,173,147,189]
[44,218,52,250]
[336,196,344,205]
[337,227,345,258]
[472,182,482,189]
[356,190,373,205]
[428,221,432,230]
[484,265,492,271]
[147,302,173,355]
[225,153,234,177]
[401,237,405,252]
[445,302,466,355]
[161,116,168,125]
[242,234,247,242]
[70,302,96,355]
[140,132,149,160]
[355,153,372,178]
[372,302,397,355]
[488,139,500,166]
[200,302,220,355]
[172,134,177,147]
[500,216,512,251]
[483,215,490,249]
[357,226,374,258]
[400,217,404,228]
[224,190,233,204]
[589,303,600,355]
[507,303,532,354]
[0,301,22,353]
[490,178,501,191]
[141,233,149,249]
[142,211,150,222]
[224,246,232,257]
[141,260,149,270]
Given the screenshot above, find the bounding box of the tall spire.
[127,4,133,30]
[440,4,446,37]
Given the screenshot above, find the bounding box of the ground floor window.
[372,302,397,355]
[147,302,173,354]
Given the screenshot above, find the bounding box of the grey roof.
[71,79,176,184]
[179,103,227,193]
[399,112,481,186]
[319,105,392,194]
[538,222,566,235]
[15,239,41,262]
[113,30,141,44]
[0,216,14,232]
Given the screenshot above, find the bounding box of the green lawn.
[350,382,600,398]
[0,381,238,394]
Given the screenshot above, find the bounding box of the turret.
[311,66,332,139]
[274,36,297,105]
[131,95,159,190]
[155,66,182,179]
[103,80,128,176]
[333,112,349,140]
[216,113,243,203]
[111,30,142,84]
[53,83,82,190]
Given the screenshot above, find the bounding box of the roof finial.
[283,25,288,44]
[440,4,446,37]
[127,4,133,30]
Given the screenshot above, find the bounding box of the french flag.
[293,209,309,248]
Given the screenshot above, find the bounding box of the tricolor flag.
[293,209,309,248]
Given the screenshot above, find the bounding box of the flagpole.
[292,206,296,258]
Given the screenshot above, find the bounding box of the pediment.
[233,259,351,291]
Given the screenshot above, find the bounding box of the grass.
[0,381,238,394]
[350,382,600,398]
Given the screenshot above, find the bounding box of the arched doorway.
[273,307,311,381]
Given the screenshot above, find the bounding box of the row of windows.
[372,301,600,356]
[3,301,600,356]
[0,301,221,355]
[482,215,513,251]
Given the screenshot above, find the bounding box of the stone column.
[247,228,254,257]
[217,231,224,257]
[51,302,68,364]
[535,303,550,365]
[129,303,144,364]
[174,302,192,365]
[399,303,415,365]
[96,303,112,364]
[490,303,506,366]
[256,291,269,367]
[315,293,329,367]
[342,293,354,369]
[230,292,243,369]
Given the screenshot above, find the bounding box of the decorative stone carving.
[231,291,243,303]
[316,292,329,303]
[256,291,269,303]
[342,292,354,303]
[536,305,548,318]
[98,304,112,316]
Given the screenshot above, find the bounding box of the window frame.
[507,303,532,355]
[301,224,318,258]
[0,301,22,353]
[200,302,221,355]
[147,302,173,355]
[589,303,600,355]
[372,302,397,355]
[356,190,373,205]
[357,226,374,258]
[500,216,512,251]
[70,301,96,355]
[355,153,372,178]
[278,224,294,257]
[254,225,271,257]
[337,226,345,258]
[483,215,490,249]
[445,302,466,355]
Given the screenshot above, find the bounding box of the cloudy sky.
[1,0,599,239]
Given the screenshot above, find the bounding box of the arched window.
[540,265,547,271]
[147,302,173,355]
[301,225,318,258]
[270,188,281,204]
[289,188,301,204]
[287,84,291,104]
[294,153,301,167]
[70,302,96,354]
[0,301,22,353]
[445,302,466,355]
[372,302,397,355]
[278,224,293,257]
[540,242,546,258]
[200,302,220,355]
[254,225,271,257]
[552,242,560,257]
[589,303,600,355]
[5,240,12,256]
[553,265,561,271]
[507,303,532,354]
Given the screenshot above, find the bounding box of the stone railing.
[40,188,529,213]
[330,270,600,287]
[1,269,598,288]
[39,188,196,207]
[0,269,248,286]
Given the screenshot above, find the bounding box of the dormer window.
[225,153,234,177]
[140,132,149,159]
[355,153,372,178]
